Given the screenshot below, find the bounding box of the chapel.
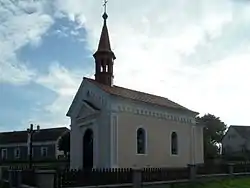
[67,8,204,169]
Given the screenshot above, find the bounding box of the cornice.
[112,105,196,125]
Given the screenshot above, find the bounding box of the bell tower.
[93,1,116,86]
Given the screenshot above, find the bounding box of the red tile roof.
[85,77,197,114]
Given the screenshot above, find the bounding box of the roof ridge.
[86,77,172,100]
[0,127,69,134]
[84,77,197,113]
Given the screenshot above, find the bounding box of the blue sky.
[0,0,250,131]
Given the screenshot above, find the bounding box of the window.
[41,147,48,157]
[14,148,20,159]
[171,132,178,155]
[1,149,7,160]
[137,128,146,154]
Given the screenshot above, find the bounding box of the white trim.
[55,141,58,159]
[110,115,113,167]
[0,141,57,148]
[190,125,195,165]
[14,148,20,159]
[1,148,7,159]
[116,115,119,167]
[135,126,147,155]
[111,102,198,125]
[170,131,179,157]
[94,121,98,168]
[110,113,119,168]
[192,126,196,164]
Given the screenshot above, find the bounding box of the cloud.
[24,63,91,128]
[50,0,250,126]
[0,0,54,85]
[6,0,249,129]
[36,63,83,96]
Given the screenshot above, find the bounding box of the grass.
[174,177,250,188]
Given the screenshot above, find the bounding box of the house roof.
[231,125,250,140]
[0,127,69,144]
[84,77,198,114]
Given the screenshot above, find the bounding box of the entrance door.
[82,129,94,169]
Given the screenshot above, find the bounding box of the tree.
[58,131,70,157]
[196,114,227,161]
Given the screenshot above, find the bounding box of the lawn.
[175,177,250,188]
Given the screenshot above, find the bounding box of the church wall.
[70,119,83,169]
[96,111,112,168]
[117,112,194,168]
[69,80,112,169]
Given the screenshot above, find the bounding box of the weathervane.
[103,0,108,14]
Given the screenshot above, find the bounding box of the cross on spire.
[103,0,108,14]
[93,0,116,86]
[102,0,108,20]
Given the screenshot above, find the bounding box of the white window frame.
[41,147,48,157]
[14,148,20,159]
[136,126,147,155]
[1,149,7,159]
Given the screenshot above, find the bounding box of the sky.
[0,0,250,131]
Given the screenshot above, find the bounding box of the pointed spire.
[94,0,115,59]
[93,1,116,86]
[97,12,112,51]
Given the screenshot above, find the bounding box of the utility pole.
[27,124,40,169]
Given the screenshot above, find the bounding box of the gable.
[222,126,245,145]
[66,78,110,118]
[76,100,99,119]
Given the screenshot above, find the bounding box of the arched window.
[137,128,146,154]
[171,132,178,155]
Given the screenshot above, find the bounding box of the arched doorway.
[82,128,94,169]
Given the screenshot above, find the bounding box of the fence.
[2,163,250,188]
[57,163,250,187]
[142,167,189,182]
[58,168,133,187]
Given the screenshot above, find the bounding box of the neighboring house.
[0,127,69,162]
[67,11,204,169]
[222,125,250,157]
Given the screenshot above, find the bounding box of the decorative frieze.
[116,105,195,125]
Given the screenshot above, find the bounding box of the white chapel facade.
[67,11,204,169]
